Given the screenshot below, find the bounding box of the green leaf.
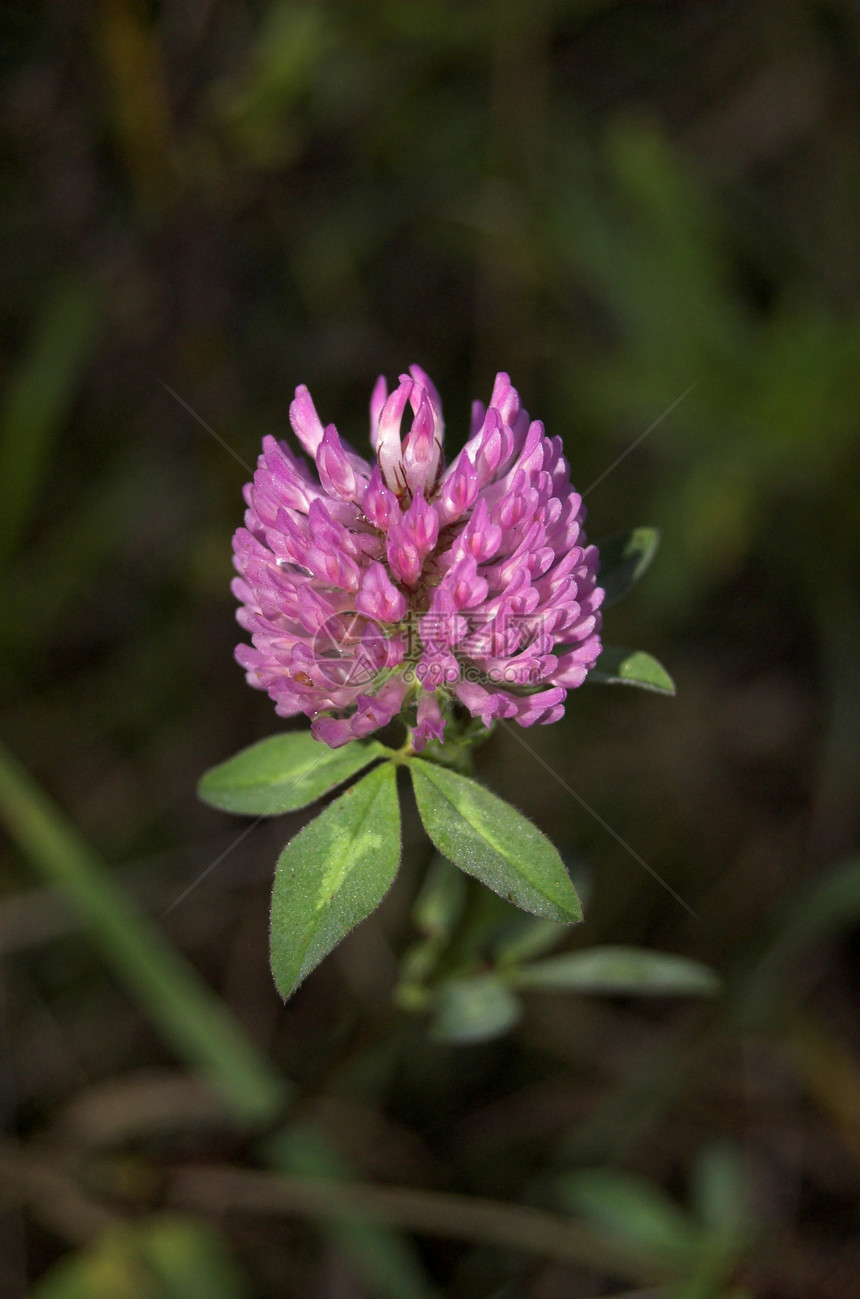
[737,855,860,1026]
[270,763,401,999]
[589,647,676,695]
[409,759,582,924]
[267,1125,435,1299]
[198,731,387,815]
[411,854,467,939]
[691,1144,750,1242]
[558,1169,704,1262]
[432,976,522,1044]
[0,275,103,565]
[396,857,468,1004]
[492,915,568,966]
[597,527,661,606]
[512,946,720,997]
[0,739,287,1125]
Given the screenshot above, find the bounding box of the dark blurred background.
[2,3,860,1296]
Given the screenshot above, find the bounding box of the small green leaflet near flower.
[589,647,676,695]
[587,528,676,694]
[597,526,661,607]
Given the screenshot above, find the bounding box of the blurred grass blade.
[557,1167,704,1264]
[97,0,173,211]
[492,915,568,966]
[736,855,860,1025]
[30,1214,252,1299]
[0,276,102,565]
[691,1143,749,1242]
[211,3,330,168]
[0,740,288,1125]
[0,458,149,658]
[172,1160,668,1284]
[411,854,467,940]
[267,1124,437,1299]
[785,1011,860,1153]
[512,947,720,997]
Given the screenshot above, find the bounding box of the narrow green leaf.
[512,946,720,997]
[737,855,860,1026]
[268,1125,436,1299]
[492,915,568,967]
[597,527,661,606]
[411,854,467,939]
[135,1215,253,1299]
[270,763,401,999]
[198,732,387,815]
[589,647,676,695]
[433,976,521,1044]
[692,1144,750,1242]
[0,275,103,565]
[558,1169,704,1262]
[409,760,582,924]
[0,740,288,1125]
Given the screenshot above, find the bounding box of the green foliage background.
[1,3,859,1295]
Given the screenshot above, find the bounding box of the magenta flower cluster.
[232,367,604,749]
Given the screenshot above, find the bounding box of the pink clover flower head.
[232,366,604,749]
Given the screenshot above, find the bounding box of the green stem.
[0,739,289,1125]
